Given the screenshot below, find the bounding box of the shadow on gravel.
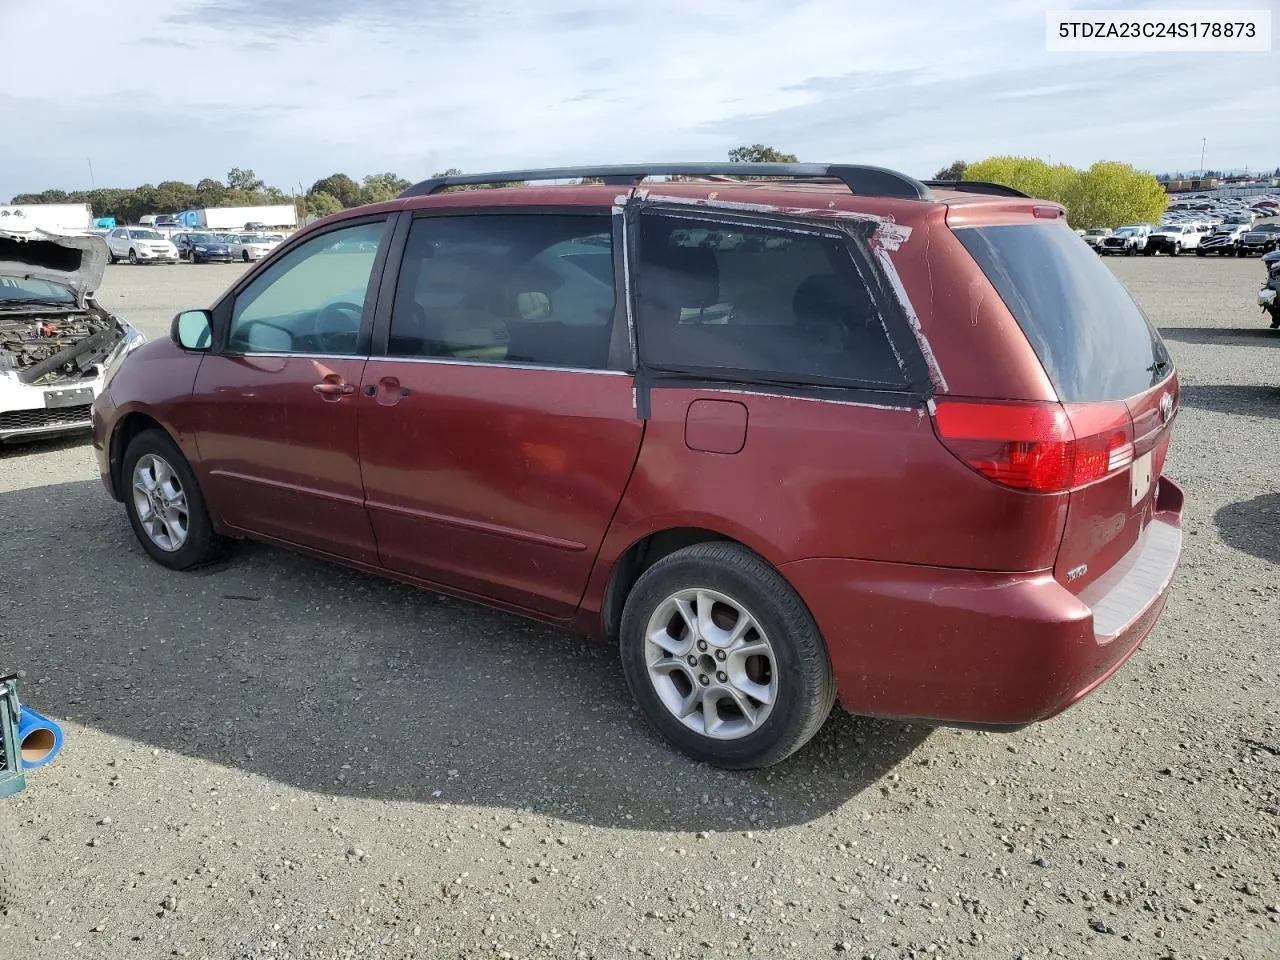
[2,479,930,832]
[1158,326,1280,347]
[1214,493,1280,566]
[0,432,91,458]
[1177,384,1280,420]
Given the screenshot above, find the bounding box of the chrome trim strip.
[225,351,631,376]
[364,356,630,375]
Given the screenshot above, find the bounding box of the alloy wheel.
[131,453,190,552]
[644,588,778,740]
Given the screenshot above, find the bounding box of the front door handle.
[313,381,355,399]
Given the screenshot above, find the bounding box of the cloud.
[0,0,1275,200]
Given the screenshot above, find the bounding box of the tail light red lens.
[932,399,1134,493]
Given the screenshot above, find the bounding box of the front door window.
[229,221,385,356]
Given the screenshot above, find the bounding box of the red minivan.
[92,164,1183,768]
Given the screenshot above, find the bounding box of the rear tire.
[121,428,225,570]
[1196,248,1206,257]
[619,542,836,769]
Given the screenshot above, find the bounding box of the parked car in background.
[1197,224,1247,256]
[1238,222,1280,256]
[228,233,277,262]
[1098,224,1153,255]
[1081,228,1112,251]
[1,225,144,442]
[91,163,1184,768]
[171,232,234,264]
[1146,223,1205,256]
[105,227,179,265]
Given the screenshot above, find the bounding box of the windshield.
[129,229,164,240]
[189,233,218,243]
[1085,229,1107,236]
[1113,226,1141,236]
[0,276,76,305]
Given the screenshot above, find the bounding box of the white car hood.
[0,223,108,303]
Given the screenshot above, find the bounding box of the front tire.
[127,248,138,265]
[242,251,251,262]
[619,542,835,769]
[121,429,225,570]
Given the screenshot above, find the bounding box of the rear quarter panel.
[580,386,1069,624]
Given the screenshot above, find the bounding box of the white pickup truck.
[1145,223,1206,256]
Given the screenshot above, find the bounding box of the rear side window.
[389,214,616,370]
[956,224,1171,402]
[634,212,907,387]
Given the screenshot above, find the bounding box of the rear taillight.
[932,399,1133,493]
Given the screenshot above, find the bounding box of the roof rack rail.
[399,163,933,201]
[923,179,1030,198]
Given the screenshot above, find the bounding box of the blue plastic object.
[16,707,62,770]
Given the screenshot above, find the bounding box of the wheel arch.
[599,526,745,641]
[108,411,170,500]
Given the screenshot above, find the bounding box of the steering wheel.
[309,301,363,353]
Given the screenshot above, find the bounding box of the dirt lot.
[2,256,1277,960]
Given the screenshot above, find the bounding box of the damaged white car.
[1,225,144,443]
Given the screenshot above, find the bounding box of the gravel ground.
[1,256,1277,960]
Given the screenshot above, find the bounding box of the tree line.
[7,149,797,224]
[933,157,1169,228]
[9,169,433,224]
[10,148,1181,230]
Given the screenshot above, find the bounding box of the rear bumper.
[782,476,1184,727]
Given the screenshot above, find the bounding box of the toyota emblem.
[1158,392,1174,424]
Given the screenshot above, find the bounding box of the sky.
[1,0,1276,200]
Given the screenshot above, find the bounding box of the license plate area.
[44,386,94,409]
[1130,451,1153,507]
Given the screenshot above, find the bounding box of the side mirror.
[171,309,213,351]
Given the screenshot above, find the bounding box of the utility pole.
[87,157,96,190]
[1200,138,1206,175]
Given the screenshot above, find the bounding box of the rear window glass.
[955,224,1171,402]
[635,212,907,387]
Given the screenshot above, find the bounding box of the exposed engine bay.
[0,306,126,385]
